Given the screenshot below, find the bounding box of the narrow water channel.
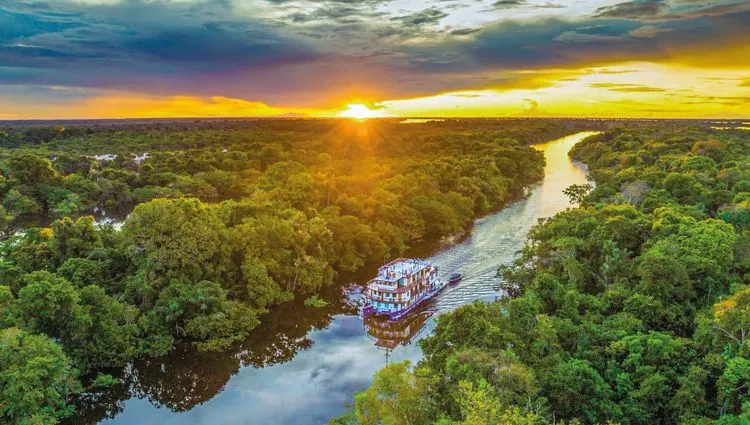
[84,131,596,425]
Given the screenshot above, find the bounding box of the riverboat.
[361,258,446,320]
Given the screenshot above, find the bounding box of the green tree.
[6,155,57,187]
[121,198,230,303]
[544,359,620,424]
[15,271,79,337]
[449,380,538,425]
[563,184,592,206]
[353,361,437,425]
[0,327,81,424]
[62,285,141,371]
[49,216,103,266]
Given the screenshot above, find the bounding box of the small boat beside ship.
[448,272,462,285]
[362,258,446,320]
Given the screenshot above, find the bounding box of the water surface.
[83,131,596,425]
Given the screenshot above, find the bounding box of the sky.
[1,0,749,119]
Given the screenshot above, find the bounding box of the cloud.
[487,0,564,11]
[532,2,567,9]
[391,8,448,27]
[587,68,640,74]
[553,30,627,43]
[0,90,326,119]
[403,8,750,76]
[523,98,539,111]
[628,24,673,38]
[491,0,528,9]
[0,0,337,102]
[661,1,750,19]
[589,82,667,92]
[592,0,750,21]
[678,94,750,106]
[404,18,646,73]
[284,3,386,23]
[450,28,481,36]
[1,0,749,113]
[516,98,558,117]
[593,0,667,19]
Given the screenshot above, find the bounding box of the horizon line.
[1,116,749,123]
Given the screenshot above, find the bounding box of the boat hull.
[362,281,446,320]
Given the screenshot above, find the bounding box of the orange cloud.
[0,94,328,120]
[78,95,322,118]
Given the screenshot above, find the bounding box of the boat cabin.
[365,258,439,316]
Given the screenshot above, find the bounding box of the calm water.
[75,132,596,425]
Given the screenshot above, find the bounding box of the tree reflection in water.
[67,283,357,424]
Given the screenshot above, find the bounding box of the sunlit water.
[89,132,596,425]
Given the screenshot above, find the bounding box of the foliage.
[304,295,329,308]
[0,119,557,420]
[337,125,750,425]
[0,327,81,424]
[352,361,438,425]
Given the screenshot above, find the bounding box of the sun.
[338,103,389,119]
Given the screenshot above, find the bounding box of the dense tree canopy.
[334,125,750,425]
[0,118,559,422]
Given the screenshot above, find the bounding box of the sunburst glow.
[338,104,389,119]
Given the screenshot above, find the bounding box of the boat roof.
[373,258,431,282]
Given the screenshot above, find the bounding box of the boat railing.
[368,294,410,303]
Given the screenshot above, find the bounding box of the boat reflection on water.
[363,304,434,352]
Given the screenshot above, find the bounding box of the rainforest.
[3,0,750,422]
[331,122,750,425]
[0,117,747,425]
[0,118,568,424]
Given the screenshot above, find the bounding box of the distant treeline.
[0,119,565,424]
[332,126,750,425]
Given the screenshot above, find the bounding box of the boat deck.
[373,258,430,283]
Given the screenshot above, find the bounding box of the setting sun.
[338,104,389,119]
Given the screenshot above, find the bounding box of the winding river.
[78,131,595,425]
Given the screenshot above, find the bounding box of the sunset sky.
[1,0,749,119]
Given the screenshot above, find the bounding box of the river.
[76,131,596,425]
